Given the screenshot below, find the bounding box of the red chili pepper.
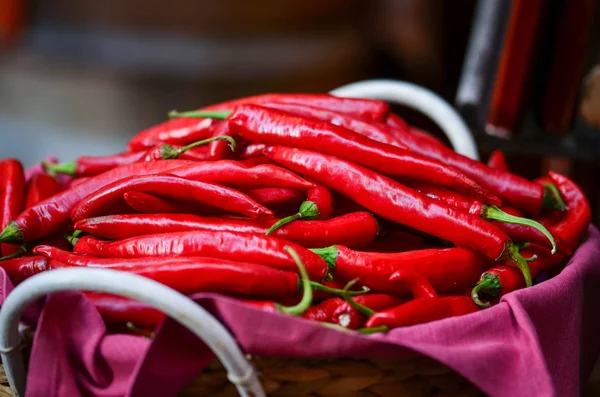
[365,296,480,328]
[388,269,438,299]
[493,206,557,248]
[0,160,198,243]
[43,151,147,177]
[70,174,273,223]
[312,245,492,294]
[471,245,568,307]
[207,122,234,161]
[227,105,497,204]
[332,294,405,330]
[0,255,48,284]
[85,293,165,328]
[302,298,343,323]
[25,174,62,208]
[264,146,532,284]
[140,135,235,162]
[307,182,334,220]
[547,172,591,252]
[123,191,214,215]
[240,143,266,159]
[365,121,562,214]
[247,188,306,208]
[385,113,409,132]
[238,156,271,167]
[0,159,26,256]
[67,177,91,189]
[128,117,222,152]
[74,212,378,249]
[487,150,509,172]
[71,230,330,281]
[407,128,445,148]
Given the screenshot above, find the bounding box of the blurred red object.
[0,0,26,45]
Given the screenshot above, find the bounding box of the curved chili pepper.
[0,255,48,284]
[388,269,437,299]
[85,292,165,328]
[471,245,568,307]
[0,159,26,256]
[265,146,532,285]
[74,212,378,249]
[487,150,509,171]
[71,230,329,281]
[25,174,63,208]
[247,188,306,208]
[408,183,556,252]
[42,151,147,177]
[123,191,214,215]
[128,117,222,152]
[312,245,492,294]
[207,121,234,161]
[0,160,197,243]
[548,172,591,252]
[303,298,343,323]
[364,119,563,214]
[223,105,498,203]
[365,296,480,329]
[493,206,557,249]
[70,174,273,222]
[141,135,235,161]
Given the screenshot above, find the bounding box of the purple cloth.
[0,226,599,397]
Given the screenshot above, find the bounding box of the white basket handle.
[0,268,265,397]
[329,79,480,160]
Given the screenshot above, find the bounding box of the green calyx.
[542,184,566,211]
[168,110,233,120]
[161,136,236,159]
[66,235,79,246]
[0,243,30,261]
[482,205,556,254]
[503,243,532,288]
[42,161,76,177]
[310,245,338,273]
[0,222,24,244]
[278,246,313,316]
[266,201,320,236]
[470,273,503,309]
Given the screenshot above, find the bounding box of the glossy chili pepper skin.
[25,174,63,208]
[230,105,498,204]
[70,174,273,223]
[487,150,509,171]
[247,188,306,208]
[123,191,213,215]
[0,255,48,284]
[388,269,438,299]
[169,160,313,190]
[365,296,480,328]
[59,151,147,177]
[0,159,26,256]
[238,156,271,167]
[85,292,165,328]
[372,121,547,214]
[241,144,266,159]
[307,182,334,220]
[385,113,410,132]
[128,118,222,151]
[0,160,197,243]
[47,253,299,298]
[407,183,482,215]
[264,146,510,261]
[261,102,404,147]
[493,207,556,248]
[208,121,233,161]
[75,212,378,249]
[548,172,591,252]
[332,294,405,329]
[72,230,329,281]
[315,245,491,294]
[302,298,343,323]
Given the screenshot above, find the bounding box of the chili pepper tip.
[542,184,566,211]
[266,200,320,235]
[0,221,24,244]
[470,273,503,308]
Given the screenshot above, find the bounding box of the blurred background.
[0,0,599,226]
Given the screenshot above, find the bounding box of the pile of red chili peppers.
[0,93,591,334]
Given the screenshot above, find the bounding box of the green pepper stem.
[309,281,369,296]
[340,279,376,318]
[168,110,232,120]
[504,243,533,287]
[310,245,338,272]
[470,273,503,308]
[266,201,320,236]
[42,161,76,177]
[359,326,388,334]
[542,184,566,211]
[66,235,79,246]
[0,221,24,244]
[278,246,313,316]
[483,205,557,254]
[0,244,30,261]
[161,136,236,159]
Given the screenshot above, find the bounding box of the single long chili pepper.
[387,115,445,148]
[123,191,214,215]
[0,159,26,256]
[128,117,222,152]
[25,173,63,208]
[85,293,165,328]
[361,119,563,214]
[48,255,300,299]
[247,188,306,208]
[178,104,496,204]
[548,172,591,252]
[407,182,556,252]
[168,160,314,190]
[313,245,492,294]
[70,174,273,223]
[43,151,147,177]
[365,296,480,329]
[70,230,330,281]
[265,146,533,284]
[0,255,48,284]
[487,150,509,171]
[0,160,197,243]
[303,298,343,323]
[332,294,405,330]
[141,135,236,161]
[471,245,568,307]
[74,212,378,249]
